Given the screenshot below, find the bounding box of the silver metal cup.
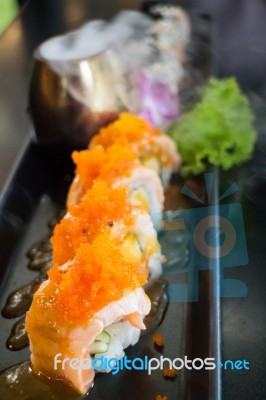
[29,43,127,148]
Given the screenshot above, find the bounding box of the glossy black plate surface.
[0,10,222,400]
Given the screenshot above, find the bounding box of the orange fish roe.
[48,232,148,324]
[91,113,170,166]
[69,143,139,204]
[153,333,165,347]
[155,395,168,400]
[52,180,142,266]
[163,368,177,379]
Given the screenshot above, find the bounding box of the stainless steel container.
[29,45,127,148]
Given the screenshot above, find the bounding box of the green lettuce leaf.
[168,77,257,175]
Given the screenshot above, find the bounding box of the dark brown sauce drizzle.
[27,240,53,273]
[1,213,59,351]
[143,278,168,334]
[2,280,44,319]
[0,362,83,400]
[6,318,29,351]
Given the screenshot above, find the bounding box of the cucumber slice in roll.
[89,331,111,354]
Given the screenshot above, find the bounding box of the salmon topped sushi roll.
[90,112,181,187]
[26,232,151,394]
[25,113,175,395]
[67,144,164,230]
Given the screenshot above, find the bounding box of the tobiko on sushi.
[25,113,180,394]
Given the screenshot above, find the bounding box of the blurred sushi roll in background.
[149,4,191,64]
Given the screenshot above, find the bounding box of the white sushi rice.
[134,213,162,281]
[160,166,173,189]
[94,320,140,373]
[114,166,164,231]
[147,251,162,281]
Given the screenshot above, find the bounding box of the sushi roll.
[67,144,164,231]
[53,180,162,281]
[25,232,151,394]
[116,166,164,232]
[25,114,178,394]
[150,5,191,64]
[90,112,181,188]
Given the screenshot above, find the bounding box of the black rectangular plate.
[0,11,222,400]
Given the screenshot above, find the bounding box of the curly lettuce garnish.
[168,77,257,175]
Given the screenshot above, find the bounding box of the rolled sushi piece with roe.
[26,232,151,394]
[90,112,181,188]
[67,143,164,231]
[53,180,162,280]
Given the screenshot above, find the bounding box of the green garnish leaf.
[168,77,257,175]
